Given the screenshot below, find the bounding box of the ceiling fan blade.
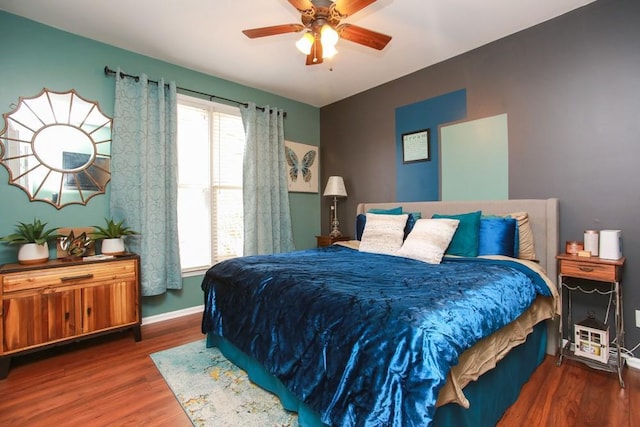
[338,23,391,50]
[288,0,314,12]
[306,38,324,65]
[333,0,377,17]
[242,24,304,38]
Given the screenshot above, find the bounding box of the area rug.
[150,340,298,427]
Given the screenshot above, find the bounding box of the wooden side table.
[316,235,351,248]
[556,253,625,387]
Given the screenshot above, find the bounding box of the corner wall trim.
[141,305,204,326]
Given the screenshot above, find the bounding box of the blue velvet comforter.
[201,245,552,426]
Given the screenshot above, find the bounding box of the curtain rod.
[103,66,286,117]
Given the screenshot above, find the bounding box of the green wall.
[0,11,321,317]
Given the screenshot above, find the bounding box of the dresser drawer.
[560,259,618,282]
[2,259,137,293]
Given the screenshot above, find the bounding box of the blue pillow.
[432,211,482,257]
[356,213,419,240]
[478,217,519,257]
[404,213,419,239]
[356,214,367,240]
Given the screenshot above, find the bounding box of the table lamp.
[323,176,348,238]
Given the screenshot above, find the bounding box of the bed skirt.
[206,321,546,427]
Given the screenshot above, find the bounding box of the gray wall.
[320,0,640,348]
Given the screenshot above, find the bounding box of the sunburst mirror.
[0,88,112,209]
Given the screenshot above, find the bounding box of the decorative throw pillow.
[404,213,419,238]
[397,219,460,264]
[356,212,420,240]
[431,211,482,257]
[359,213,409,255]
[367,207,403,215]
[508,212,536,260]
[478,217,518,257]
[356,214,367,240]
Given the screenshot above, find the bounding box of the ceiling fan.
[242,0,392,65]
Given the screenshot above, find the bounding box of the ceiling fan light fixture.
[243,0,391,66]
[296,32,315,55]
[322,44,338,59]
[320,24,339,48]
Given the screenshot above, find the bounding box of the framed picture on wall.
[402,128,430,163]
[284,140,319,193]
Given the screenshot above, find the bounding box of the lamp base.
[328,195,343,239]
[329,228,343,238]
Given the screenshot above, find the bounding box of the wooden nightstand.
[316,235,351,248]
[556,253,625,387]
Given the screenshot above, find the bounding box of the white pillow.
[397,218,460,264]
[359,213,409,255]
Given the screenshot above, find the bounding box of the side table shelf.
[559,340,622,373]
[556,253,625,387]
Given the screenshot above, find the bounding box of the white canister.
[584,230,599,257]
[599,230,622,260]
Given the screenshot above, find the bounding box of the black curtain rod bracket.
[104,66,286,117]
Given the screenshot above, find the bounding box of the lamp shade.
[296,32,314,55]
[323,176,347,198]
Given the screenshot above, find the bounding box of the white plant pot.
[18,242,49,265]
[101,237,125,255]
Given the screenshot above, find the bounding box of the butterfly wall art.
[284,140,319,193]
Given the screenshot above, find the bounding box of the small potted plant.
[0,218,59,265]
[91,218,138,255]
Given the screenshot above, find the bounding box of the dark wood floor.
[1,312,638,426]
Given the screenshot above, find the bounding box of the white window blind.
[177,95,244,274]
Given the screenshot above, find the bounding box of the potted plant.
[0,218,59,265]
[91,218,138,255]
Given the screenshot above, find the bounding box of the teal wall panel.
[440,114,509,201]
[0,11,320,317]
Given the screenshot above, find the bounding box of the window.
[177,95,245,275]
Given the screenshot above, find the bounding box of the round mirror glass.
[0,88,112,209]
[34,125,95,170]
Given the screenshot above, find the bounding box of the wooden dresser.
[0,253,141,378]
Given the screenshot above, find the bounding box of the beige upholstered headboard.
[356,199,560,282]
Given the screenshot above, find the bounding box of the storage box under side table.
[556,253,625,387]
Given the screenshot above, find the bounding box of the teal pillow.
[432,211,482,257]
[367,207,403,215]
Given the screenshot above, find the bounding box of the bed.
[201,198,560,426]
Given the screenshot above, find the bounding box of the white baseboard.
[141,305,204,326]
[622,354,640,370]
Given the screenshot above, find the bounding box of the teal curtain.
[111,68,182,296]
[241,103,294,255]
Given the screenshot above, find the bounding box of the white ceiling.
[0,0,595,107]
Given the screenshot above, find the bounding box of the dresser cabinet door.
[2,289,77,352]
[82,280,138,334]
